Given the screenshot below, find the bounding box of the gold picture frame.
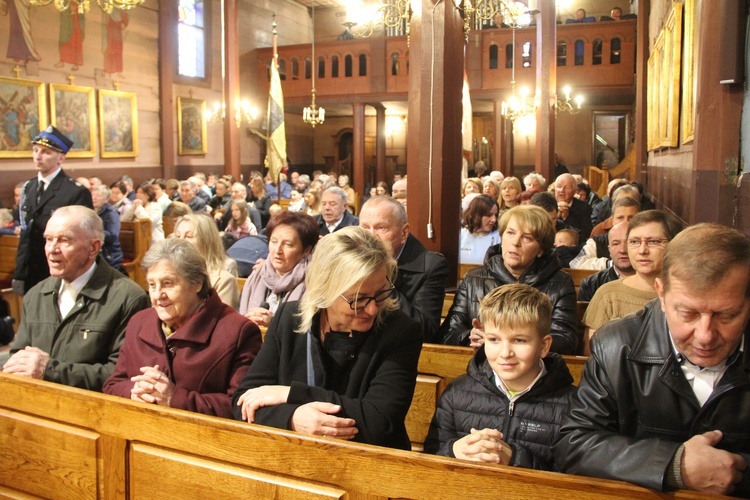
[0,77,48,158]
[49,83,96,158]
[660,2,682,148]
[681,0,696,144]
[647,32,663,151]
[98,89,138,158]
[177,97,207,155]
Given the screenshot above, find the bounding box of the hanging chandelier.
[501,25,536,123]
[303,0,325,127]
[30,0,143,14]
[553,85,584,115]
[204,100,259,128]
[343,0,410,38]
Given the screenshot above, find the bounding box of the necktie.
[36,180,45,206]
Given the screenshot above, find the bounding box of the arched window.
[557,41,567,66]
[505,43,513,68]
[304,57,311,79]
[278,58,287,80]
[291,58,299,80]
[332,56,339,77]
[359,54,367,76]
[345,54,353,77]
[610,37,621,64]
[177,0,208,79]
[574,40,584,65]
[489,44,499,69]
[522,41,532,68]
[391,52,399,75]
[593,38,603,65]
[317,56,325,78]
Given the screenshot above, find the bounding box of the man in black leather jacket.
[577,222,634,301]
[555,224,750,497]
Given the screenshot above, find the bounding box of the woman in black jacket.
[247,176,273,228]
[441,205,579,354]
[232,227,422,450]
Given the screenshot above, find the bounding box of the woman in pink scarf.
[239,211,319,327]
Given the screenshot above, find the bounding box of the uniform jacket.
[554,301,750,495]
[315,210,359,236]
[395,234,448,343]
[440,246,579,354]
[425,351,574,471]
[10,256,150,390]
[15,171,93,292]
[577,266,619,302]
[103,291,261,418]
[231,301,423,450]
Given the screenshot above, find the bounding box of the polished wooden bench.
[563,267,599,295]
[121,219,152,290]
[0,373,707,499]
[0,236,22,330]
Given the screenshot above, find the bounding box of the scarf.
[239,253,310,315]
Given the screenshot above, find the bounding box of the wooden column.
[493,100,508,175]
[407,0,463,284]
[535,0,556,183]
[158,0,176,180]
[223,0,241,180]
[690,0,744,225]
[375,104,386,186]
[634,0,649,183]
[352,102,366,197]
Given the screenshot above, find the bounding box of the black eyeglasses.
[340,279,396,310]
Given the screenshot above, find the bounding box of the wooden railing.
[253,20,636,104]
[0,373,709,499]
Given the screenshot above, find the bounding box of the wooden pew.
[0,373,707,499]
[458,262,480,280]
[563,267,598,295]
[0,236,22,330]
[406,344,588,450]
[0,235,19,286]
[121,219,152,290]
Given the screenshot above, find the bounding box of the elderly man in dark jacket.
[555,224,750,497]
[359,196,448,342]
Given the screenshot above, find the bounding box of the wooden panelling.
[406,374,441,449]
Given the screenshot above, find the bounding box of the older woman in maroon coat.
[103,239,261,418]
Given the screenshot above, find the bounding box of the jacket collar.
[39,255,114,303]
[628,300,750,372]
[397,234,427,273]
[140,291,223,349]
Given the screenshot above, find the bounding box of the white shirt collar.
[38,167,63,185]
[60,261,98,298]
[493,358,547,400]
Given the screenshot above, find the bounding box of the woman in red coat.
[103,238,261,418]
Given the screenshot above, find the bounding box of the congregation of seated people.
[4,135,750,498]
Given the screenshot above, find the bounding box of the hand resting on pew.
[237,384,358,439]
[452,428,513,465]
[3,346,50,379]
[130,364,175,405]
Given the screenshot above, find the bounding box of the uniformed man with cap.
[12,125,93,295]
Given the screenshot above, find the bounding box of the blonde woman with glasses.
[232,226,422,450]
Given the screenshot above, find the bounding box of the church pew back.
[0,235,19,285]
[0,373,706,499]
[121,219,152,290]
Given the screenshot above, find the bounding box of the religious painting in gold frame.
[647,32,663,151]
[98,89,139,158]
[660,2,682,148]
[49,83,96,158]
[0,77,48,158]
[681,0,696,144]
[177,97,207,155]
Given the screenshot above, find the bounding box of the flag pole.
[265,13,274,192]
[272,13,281,202]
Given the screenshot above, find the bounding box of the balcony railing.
[253,19,636,104]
